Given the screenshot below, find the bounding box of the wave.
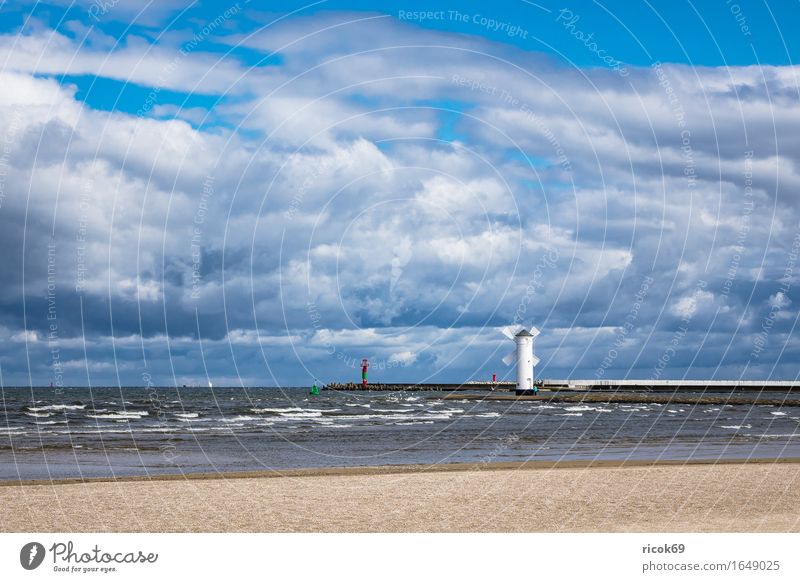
[308,412,453,422]
[27,404,86,412]
[86,411,149,420]
[250,407,304,414]
[0,427,27,434]
[720,424,752,430]
[370,408,411,413]
[279,411,322,418]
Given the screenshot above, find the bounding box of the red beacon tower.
[361,358,369,388]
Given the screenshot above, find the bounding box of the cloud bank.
[1,8,799,386]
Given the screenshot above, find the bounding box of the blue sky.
[1,0,799,386]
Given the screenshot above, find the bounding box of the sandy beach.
[2,459,799,532]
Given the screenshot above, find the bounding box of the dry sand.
[2,459,799,532]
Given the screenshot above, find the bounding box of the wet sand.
[2,459,799,532]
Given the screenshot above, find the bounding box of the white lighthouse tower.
[501,326,541,395]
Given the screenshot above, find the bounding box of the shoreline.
[2,456,799,487]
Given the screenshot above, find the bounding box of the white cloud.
[3,13,800,384]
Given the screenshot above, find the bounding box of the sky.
[1,0,799,387]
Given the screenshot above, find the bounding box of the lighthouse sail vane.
[500,325,541,395]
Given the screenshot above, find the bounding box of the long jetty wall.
[543,380,800,392]
[444,392,800,407]
[323,382,513,392]
[324,380,800,392]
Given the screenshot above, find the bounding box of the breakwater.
[323,382,513,391]
[444,392,800,407]
[546,380,800,392]
[325,380,800,392]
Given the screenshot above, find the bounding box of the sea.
[2,386,800,481]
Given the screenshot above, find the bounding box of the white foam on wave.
[279,411,322,418]
[345,403,371,408]
[24,412,53,418]
[87,411,149,420]
[720,424,751,430]
[28,404,86,412]
[473,412,501,418]
[251,407,303,413]
[321,413,407,421]
[564,405,609,412]
[423,413,455,420]
[222,415,262,422]
[53,429,133,435]
[770,411,788,416]
[173,412,199,419]
[324,412,453,422]
[395,420,434,425]
[138,427,176,433]
[558,412,583,417]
